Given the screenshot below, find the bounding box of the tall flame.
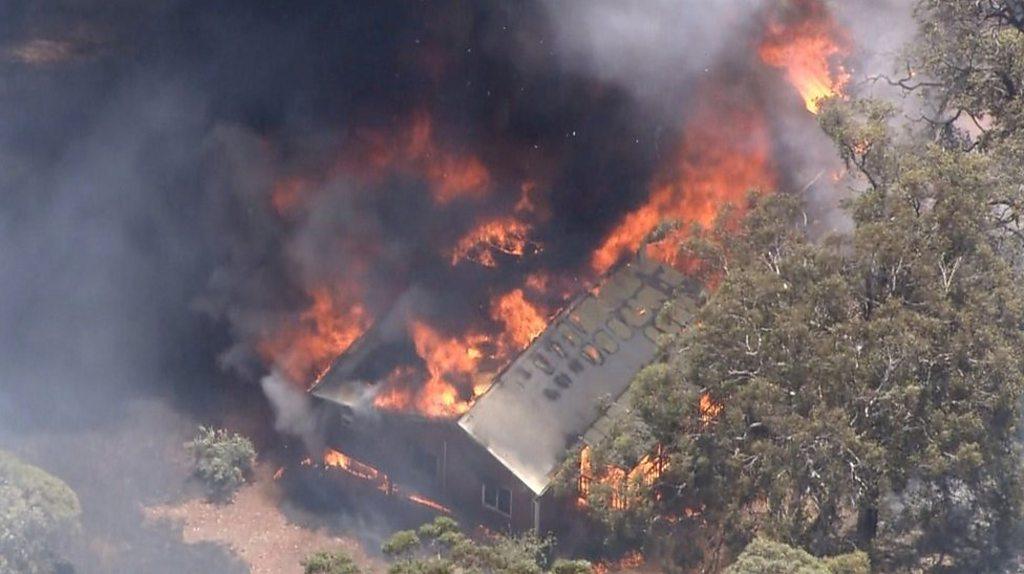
[490,288,547,350]
[758,0,850,113]
[370,321,491,418]
[592,83,776,273]
[410,321,489,417]
[258,287,370,387]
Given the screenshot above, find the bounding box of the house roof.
[310,289,423,411]
[310,255,696,497]
[458,257,694,496]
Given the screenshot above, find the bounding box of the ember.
[405,494,452,515]
[323,448,383,483]
[318,448,451,514]
[451,217,539,268]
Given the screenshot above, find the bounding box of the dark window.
[482,482,512,516]
[412,449,439,481]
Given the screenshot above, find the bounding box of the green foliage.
[302,550,362,574]
[590,103,1024,569]
[382,530,421,559]
[724,539,868,574]
[185,425,256,500]
[381,517,588,574]
[549,559,592,574]
[822,551,872,574]
[417,516,460,540]
[0,451,81,574]
[574,3,1024,571]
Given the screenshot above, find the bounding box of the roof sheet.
[458,258,691,495]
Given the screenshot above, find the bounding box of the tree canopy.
[573,1,1024,571]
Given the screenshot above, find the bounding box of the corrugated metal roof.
[458,258,692,496]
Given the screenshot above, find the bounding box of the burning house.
[218,0,855,538]
[310,254,696,532]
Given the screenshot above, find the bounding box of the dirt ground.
[144,464,386,574]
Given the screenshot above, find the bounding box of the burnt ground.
[1,397,401,574]
[144,462,387,574]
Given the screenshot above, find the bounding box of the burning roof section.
[459,258,693,496]
[310,255,694,496]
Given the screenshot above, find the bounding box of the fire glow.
[451,217,539,268]
[258,286,370,388]
[591,84,777,274]
[320,448,451,514]
[577,445,666,511]
[489,289,547,351]
[370,321,491,418]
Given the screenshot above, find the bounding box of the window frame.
[481,482,512,517]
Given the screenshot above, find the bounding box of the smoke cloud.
[0,0,912,569]
[540,0,768,116]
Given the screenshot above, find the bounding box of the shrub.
[382,530,421,558]
[185,426,256,500]
[0,451,82,574]
[551,559,593,574]
[724,538,869,574]
[302,550,361,574]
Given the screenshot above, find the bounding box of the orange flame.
[372,366,418,412]
[592,84,776,273]
[578,445,666,510]
[322,447,452,513]
[323,448,383,482]
[410,321,488,417]
[406,493,452,514]
[451,217,538,268]
[490,288,547,350]
[373,321,491,418]
[343,112,491,204]
[758,0,850,113]
[699,392,723,424]
[593,551,645,574]
[258,286,370,387]
[408,114,491,203]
